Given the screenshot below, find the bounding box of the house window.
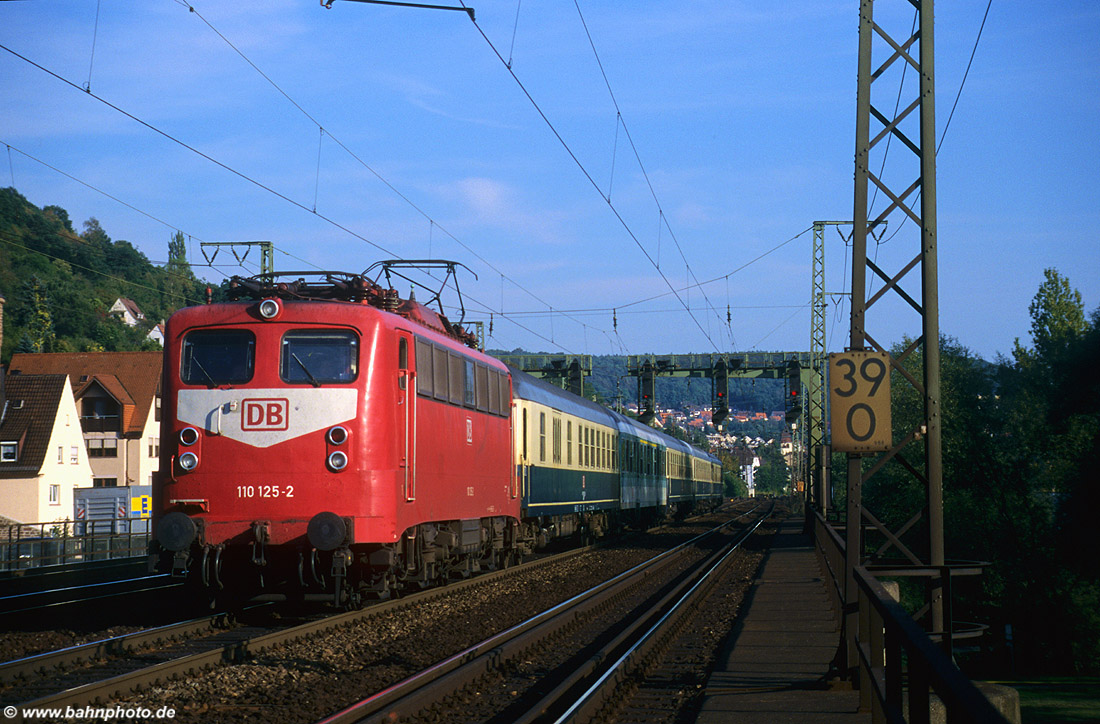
[93,478,118,488]
[87,439,118,458]
[49,484,60,504]
[148,437,160,458]
[70,446,79,464]
[58,446,64,464]
[1,442,16,463]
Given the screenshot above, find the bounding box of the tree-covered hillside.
[0,188,211,362]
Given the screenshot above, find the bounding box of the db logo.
[242,398,290,431]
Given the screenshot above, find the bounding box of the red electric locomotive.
[152,265,528,605]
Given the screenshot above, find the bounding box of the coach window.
[566,421,573,466]
[522,408,528,460]
[539,412,546,463]
[182,329,255,386]
[281,330,358,385]
[416,340,434,397]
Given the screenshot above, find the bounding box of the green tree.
[20,275,56,353]
[161,230,200,317]
[754,443,789,495]
[1013,268,1087,375]
[952,270,1098,675]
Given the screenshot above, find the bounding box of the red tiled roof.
[8,352,161,436]
[115,298,144,319]
[0,374,68,479]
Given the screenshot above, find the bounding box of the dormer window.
[0,441,17,463]
[81,398,120,432]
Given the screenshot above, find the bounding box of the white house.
[8,352,162,489]
[109,298,145,327]
[0,373,93,523]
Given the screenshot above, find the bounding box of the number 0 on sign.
[829,351,892,452]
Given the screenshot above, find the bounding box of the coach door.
[397,331,416,501]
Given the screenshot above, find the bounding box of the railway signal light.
[786,360,802,423]
[639,361,656,424]
[712,359,729,425]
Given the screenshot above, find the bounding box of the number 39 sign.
[829,351,892,452]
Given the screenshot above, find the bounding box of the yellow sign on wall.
[131,495,152,518]
[829,351,892,452]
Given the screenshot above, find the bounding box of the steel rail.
[0,609,244,685]
[0,574,180,616]
[5,542,596,721]
[547,504,772,723]
[315,505,767,724]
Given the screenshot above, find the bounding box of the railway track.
[0,572,181,618]
[0,536,616,723]
[1,504,768,724]
[316,503,771,724]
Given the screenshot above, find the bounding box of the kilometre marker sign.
[829,350,892,452]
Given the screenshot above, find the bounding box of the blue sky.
[2,1,1097,361]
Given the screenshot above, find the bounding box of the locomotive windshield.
[281,330,359,386]
[181,329,255,386]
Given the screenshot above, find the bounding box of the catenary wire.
[173,0,600,345]
[572,0,724,334]
[0,43,398,262]
[457,1,722,353]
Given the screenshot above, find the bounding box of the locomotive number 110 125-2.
[236,485,295,498]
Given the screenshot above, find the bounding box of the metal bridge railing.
[812,512,1009,724]
[0,518,149,571]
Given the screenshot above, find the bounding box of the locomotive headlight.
[327,426,348,445]
[327,450,348,471]
[258,298,281,319]
[179,427,199,446]
[179,451,199,471]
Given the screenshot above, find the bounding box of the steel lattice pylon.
[809,223,826,512]
[839,0,945,678]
